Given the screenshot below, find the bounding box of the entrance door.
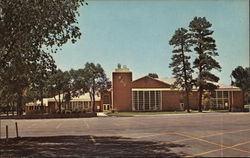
[103,104,111,111]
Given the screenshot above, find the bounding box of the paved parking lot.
[1,113,250,157]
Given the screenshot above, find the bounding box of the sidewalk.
[96,112,108,117]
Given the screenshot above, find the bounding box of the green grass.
[211,110,230,113]
[106,110,230,116]
[107,111,195,116]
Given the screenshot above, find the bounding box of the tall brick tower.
[112,65,132,112]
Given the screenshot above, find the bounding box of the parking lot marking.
[231,140,250,148]
[187,147,227,157]
[188,141,250,157]
[175,132,250,156]
[169,128,250,144]
[175,132,225,147]
[56,123,62,129]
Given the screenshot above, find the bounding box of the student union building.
[25,66,244,114]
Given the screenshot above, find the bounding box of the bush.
[111,109,118,113]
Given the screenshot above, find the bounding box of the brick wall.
[112,72,132,112]
[162,91,181,111]
[231,91,244,112]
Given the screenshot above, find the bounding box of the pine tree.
[189,17,221,112]
[169,28,193,113]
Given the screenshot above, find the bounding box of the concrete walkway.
[96,112,108,117]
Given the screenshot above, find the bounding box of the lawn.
[107,111,197,116]
[106,110,230,116]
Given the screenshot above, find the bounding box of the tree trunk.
[11,101,15,116]
[17,93,23,115]
[40,89,44,114]
[185,90,190,113]
[198,87,203,112]
[181,45,190,113]
[58,93,61,113]
[198,43,203,112]
[6,105,9,117]
[92,92,95,112]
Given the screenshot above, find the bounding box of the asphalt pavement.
[1,112,250,157]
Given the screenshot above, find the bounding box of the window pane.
[156,91,161,110]
[150,91,155,110]
[144,91,149,110]
[84,102,88,109]
[223,91,228,98]
[133,91,138,110]
[217,91,222,98]
[138,91,144,110]
[211,92,216,98]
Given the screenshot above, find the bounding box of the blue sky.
[52,0,249,85]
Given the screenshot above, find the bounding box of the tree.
[0,87,17,116]
[169,28,193,113]
[148,73,159,78]
[83,62,109,112]
[0,0,86,115]
[117,63,122,69]
[47,70,71,113]
[70,68,89,100]
[231,66,250,104]
[30,53,56,113]
[189,17,221,112]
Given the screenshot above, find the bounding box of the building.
[25,93,104,114]
[25,66,244,114]
[111,67,244,112]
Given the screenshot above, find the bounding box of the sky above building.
[52,0,249,85]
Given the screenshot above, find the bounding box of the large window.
[211,91,230,110]
[103,95,110,104]
[132,90,162,111]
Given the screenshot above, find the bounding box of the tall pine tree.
[189,17,221,112]
[169,28,193,113]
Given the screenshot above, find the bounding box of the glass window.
[132,90,161,111]
[150,91,156,110]
[144,91,149,110]
[103,95,110,104]
[217,91,222,98]
[223,91,228,98]
[211,91,216,98]
[156,91,161,110]
[84,102,89,109]
[138,91,144,110]
[132,91,138,110]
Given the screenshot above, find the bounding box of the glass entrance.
[103,104,111,111]
[132,90,162,111]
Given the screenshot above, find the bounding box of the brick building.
[25,66,244,114]
[111,67,244,112]
[25,93,103,114]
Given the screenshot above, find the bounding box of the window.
[138,91,144,110]
[211,91,230,110]
[132,91,138,110]
[103,95,110,104]
[84,102,89,109]
[217,91,222,98]
[132,90,162,111]
[144,91,150,110]
[223,91,228,98]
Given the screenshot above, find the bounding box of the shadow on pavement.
[0,135,187,157]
